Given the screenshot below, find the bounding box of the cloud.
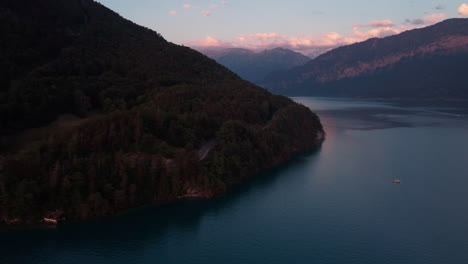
[181,2,228,16]
[187,11,453,57]
[183,4,203,10]
[459,3,468,16]
[190,36,228,47]
[405,13,446,26]
[202,10,212,16]
[187,20,416,57]
[424,13,446,24]
[168,10,177,16]
[354,19,395,28]
[351,25,404,40]
[183,4,192,9]
[405,18,425,25]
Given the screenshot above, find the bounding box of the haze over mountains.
[198,47,310,83]
[261,18,468,99]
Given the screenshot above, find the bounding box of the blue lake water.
[2,97,468,264]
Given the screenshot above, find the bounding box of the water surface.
[2,97,468,264]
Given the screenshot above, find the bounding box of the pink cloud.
[181,2,228,16]
[424,13,446,24]
[405,13,446,26]
[351,24,409,40]
[188,20,416,57]
[183,4,202,10]
[168,10,177,16]
[458,3,468,16]
[191,36,228,47]
[187,13,451,57]
[202,10,212,16]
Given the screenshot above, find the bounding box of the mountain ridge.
[198,47,310,83]
[262,18,468,98]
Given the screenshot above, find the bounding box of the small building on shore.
[43,210,66,224]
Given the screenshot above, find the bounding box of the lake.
[2,97,468,264]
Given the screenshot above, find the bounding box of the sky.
[98,0,468,56]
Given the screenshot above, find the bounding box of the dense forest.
[0,0,323,224]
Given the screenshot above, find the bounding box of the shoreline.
[0,134,325,229]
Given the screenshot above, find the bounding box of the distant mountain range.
[261,19,468,99]
[198,47,310,83]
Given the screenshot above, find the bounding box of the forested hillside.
[0,0,323,224]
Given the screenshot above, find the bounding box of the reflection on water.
[2,97,468,264]
[294,97,468,130]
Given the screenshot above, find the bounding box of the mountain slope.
[200,47,310,83]
[0,0,323,224]
[262,19,468,98]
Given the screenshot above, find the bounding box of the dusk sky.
[99,0,468,55]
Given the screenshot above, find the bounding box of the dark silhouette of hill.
[0,0,323,224]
